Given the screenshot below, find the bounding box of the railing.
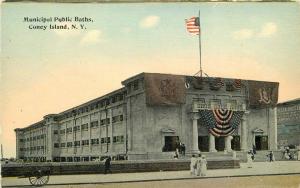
[193,102,246,111]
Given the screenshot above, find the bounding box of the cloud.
[80,30,102,44]
[258,22,277,37]
[232,29,254,40]
[140,16,160,28]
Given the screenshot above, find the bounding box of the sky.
[1,2,300,158]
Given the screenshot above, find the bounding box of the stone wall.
[1,159,240,177]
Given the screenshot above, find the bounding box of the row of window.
[19,135,46,142]
[20,146,45,151]
[60,93,126,120]
[53,136,124,148]
[54,115,124,135]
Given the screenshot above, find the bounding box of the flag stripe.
[185,16,200,35]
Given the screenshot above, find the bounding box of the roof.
[277,98,300,106]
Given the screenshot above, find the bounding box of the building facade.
[15,73,279,162]
[277,98,300,148]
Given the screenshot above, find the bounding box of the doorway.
[215,137,225,151]
[198,136,209,152]
[255,135,268,150]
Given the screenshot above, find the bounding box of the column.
[225,136,233,152]
[209,133,217,152]
[241,115,248,151]
[191,116,200,154]
[109,109,113,152]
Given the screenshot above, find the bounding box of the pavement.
[1,161,300,187]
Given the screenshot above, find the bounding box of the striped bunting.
[199,109,244,137]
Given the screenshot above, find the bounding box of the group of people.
[283,147,294,160]
[174,142,186,159]
[190,154,207,176]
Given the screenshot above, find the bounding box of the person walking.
[182,144,186,156]
[104,156,112,174]
[195,154,202,176]
[267,151,275,162]
[247,151,253,168]
[200,155,207,176]
[190,155,197,175]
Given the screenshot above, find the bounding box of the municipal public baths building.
[15,72,279,162]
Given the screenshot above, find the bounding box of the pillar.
[192,116,200,154]
[225,135,233,152]
[209,133,217,152]
[241,114,248,151]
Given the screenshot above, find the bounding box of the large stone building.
[277,98,300,148]
[15,72,279,162]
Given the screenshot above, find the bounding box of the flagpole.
[198,10,202,77]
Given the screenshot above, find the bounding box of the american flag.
[185,17,200,35]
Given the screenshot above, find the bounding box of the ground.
[1,161,300,187]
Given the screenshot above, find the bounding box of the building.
[277,98,300,148]
[15,72,279,162]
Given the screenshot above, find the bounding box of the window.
[66,127,72,133]
[60,143,66,148]
[163,136,179,152]
[67,142,73,147]
[100,118,110,125]
[82,140,89,146]
[60,129,66,134]
[113,135,124,143]
[91,121,99,128]
[81,123,89,131]
[91,138,99,145]
[120,115,124,121]
[53,130,58,135]
[73,125,80,132]
[133,80,139,90]
[74,141,80,147]
[101,137,111,143]
[100,119,105,125]
[54,143,60,148]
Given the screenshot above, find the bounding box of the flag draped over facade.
[199,109,244,137]
[185,17,200,35]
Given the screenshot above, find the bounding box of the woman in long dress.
[190,155,197,175]
[195,154,202,176]
[200,155,207,176]
[247,151,253,168]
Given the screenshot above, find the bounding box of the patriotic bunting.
[199,109,244,137]
[210,77,225,90]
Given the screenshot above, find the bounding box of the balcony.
[192,102,246,112]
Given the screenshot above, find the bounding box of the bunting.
[199,109,244,137]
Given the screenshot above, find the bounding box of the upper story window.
[53,130,58,135]
[91,121,99,128]
[81,123,89,131]
[133,80,139,90]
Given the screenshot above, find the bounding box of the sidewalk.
[2,161,300,187]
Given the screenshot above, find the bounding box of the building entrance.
[231,135,241,151]
[215,137,225,151]
[255,135,268,150]
[198,136,209,152]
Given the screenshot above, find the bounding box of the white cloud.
[140,16,160,28]
[232,29,254,40]
[80,30,102,44]
[258,22,277,37]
